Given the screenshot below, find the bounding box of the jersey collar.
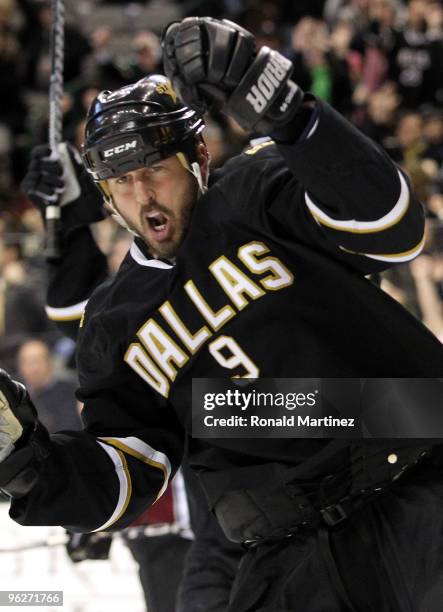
[130,239,174,269]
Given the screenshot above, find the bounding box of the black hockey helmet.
[82,74,205,182]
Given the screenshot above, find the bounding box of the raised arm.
[162,17,425,274]
[22,144,109,339]
[275,100,424,271]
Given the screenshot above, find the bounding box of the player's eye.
[115,175,130,184]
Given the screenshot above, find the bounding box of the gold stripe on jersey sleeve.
[46,312,84,321]
[100,438,168,501]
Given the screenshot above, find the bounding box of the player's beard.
[138,180,198,260]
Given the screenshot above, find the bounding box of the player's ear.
[196,141,210,182]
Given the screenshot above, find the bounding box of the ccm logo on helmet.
[103,140,138,158]
[246,53,291,114]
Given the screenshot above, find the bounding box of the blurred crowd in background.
[0,0,443,394]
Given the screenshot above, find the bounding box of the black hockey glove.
[162,17,304,134]
[0,369,51,498]
[21,143,106,238]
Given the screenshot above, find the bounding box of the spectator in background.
[423,109,443,168]
[16,338,81,432]
[1,230,47,302]
[88,29,162,90]
[85,26,124,91]
[349,0,397,114]
[428,192,443,222]
[126,31,162,83]
[64,86,100,146]
[288,17,353,114]
[425,0,443,42]
[407,160,440,212]
[424,0,443,106]
[0,0,25,128]
[410,252,443,341]
[359,81,401,145]
[387,0,443,108]
[0,0,27,195]
[383,207,443,337]
[0,235,58,375]
[385,110,426,164]
[18,0,91,92]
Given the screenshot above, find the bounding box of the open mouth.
[146,212,168,232]
[145,211,173,242]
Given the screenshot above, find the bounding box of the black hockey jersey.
[10,100,443,532]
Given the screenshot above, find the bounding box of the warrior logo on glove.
[245,53,292,113]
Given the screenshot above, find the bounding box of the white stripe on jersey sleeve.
[45,299,88,321]
[98,436,171,500]
[305,169,410,234]
[92,441,131,532]
[339,234,425,263]
[360,236,425,263]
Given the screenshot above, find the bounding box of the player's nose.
[134,177,155,205]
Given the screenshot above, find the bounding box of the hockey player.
[2,17,443,611]
[21,134,241,612]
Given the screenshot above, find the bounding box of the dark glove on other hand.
[21,143,106,239]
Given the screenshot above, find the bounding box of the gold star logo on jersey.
[155,81,177,104]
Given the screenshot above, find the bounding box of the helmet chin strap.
[191,161,207,195]
[176,151,209,196]
[99,180,141,237]
[108,203,140,237]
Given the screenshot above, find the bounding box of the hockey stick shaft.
[44,0,65,260]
